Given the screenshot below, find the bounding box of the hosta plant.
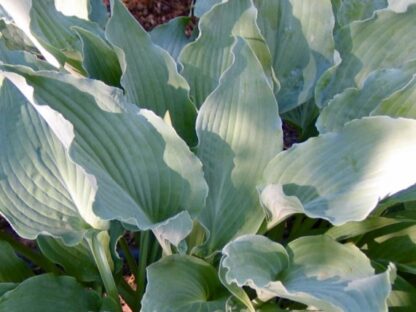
[0,0,416,311]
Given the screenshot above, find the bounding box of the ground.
[103,0,193,30]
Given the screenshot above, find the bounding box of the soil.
[103,0,194,30]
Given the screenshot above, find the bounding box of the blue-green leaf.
[0,66,208,248]
[261,117,416,227]
[142,255,228,311]
[316,5,416,107]
[0,274,102,312]
[106,0,197,145]
[0,241,32,283]
[255,0,335,112]
[194,38,282,255]
[0,78,107,244]
[221,235,393,311]
[151,16,197,62]
[180,0,274,108]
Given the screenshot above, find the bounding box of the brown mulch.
[103,0,194,30]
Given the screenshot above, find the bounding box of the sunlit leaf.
[261,117,416,227]
[0,78,107,244]
[221,235,393,312]
[1,0,103,71]
[316,5,416,107]
[371,74,416,119]
[0,66,208,248]
[335,0,387,26]
[317,64,416,133]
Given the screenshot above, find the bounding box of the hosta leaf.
[371,74,416,118]
[254,0,335,112]
[387,272,416,311]
[150,16,197,62]
[281,99,319,135]
[88,0,108,28]
[72,26,122,87]
[55,0,108,27]
[221,235,393,312]
[0,274,102,312]
[54,0,108,27]
[388,0,416,11]
[54,0,89,20]
[141,255,228,312]
[366,224,416,275]
[194,0,221,17]
[326,216,415,241]
[336,0,387,26]
[0,5,11,21]
[261,117,416,227]
[0,285,16,297]
[195,38,282,255]
[317,64,416,133]
[0,19,38,53]
[219,265,254,312]
[0,66,208,248]
[316,5,416,107]
[0,78,106,244]
[225,297,287,312]
[0,44,53,72]
[1,0,102,71]
[106,0,197,145]
[378,184,416,209]
[0,1,54,66]
[0,241,33,283]
[37,236,100,282]
[180,0,274,108]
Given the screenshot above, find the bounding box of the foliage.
[0,0,416,311]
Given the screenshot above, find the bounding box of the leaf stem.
[135,231,150,305]
[148,233,161,264]
[86,231,120,310]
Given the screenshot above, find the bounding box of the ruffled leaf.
[0,78,107,244]
[261,117,416,227]
[150,16,197,62]
[371,74,416,119]
[195,38,282,255]
[316,5,416,107]
[317,63,416,133]
[0,66,208,248]
[1,0,103,71]
[180,0,274,108]
[255,0,335,112]
[221,235,393,312]
[106,0,197,145]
